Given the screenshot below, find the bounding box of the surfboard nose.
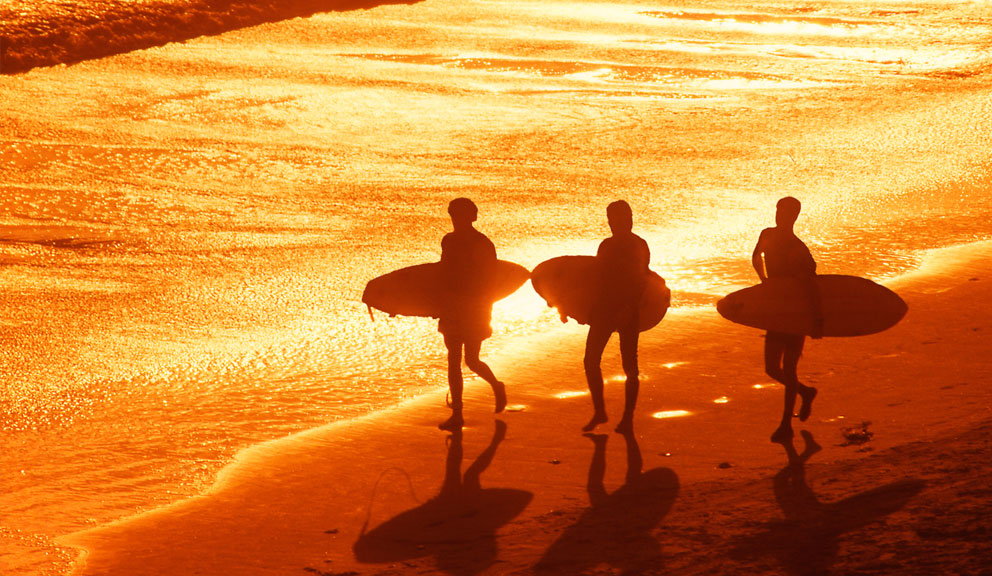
[715,294,741,320]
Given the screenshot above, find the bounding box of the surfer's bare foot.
[771,425,794,444]
[614,415,634,434]
[492,381,507,414]
[798,386,817,422]
[582,412,608,432]
[439,413,463,431]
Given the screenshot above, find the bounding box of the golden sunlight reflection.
[713,396,730,404]
[752,383,776,389]
[521,1,655,29]
[566,68,613,82]
[662,362,688,369]
[491,280,548,324]
[555,390,590,399]
[652,410,693,419]
[695,16,871,38]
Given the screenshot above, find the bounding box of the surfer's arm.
[635,237,651,297]
[440,233,453,263]
[474,236,498,296]
[752,232,768,282]
[806,275,824,339]
[439,234,455,286]
[805,261,823,339]
[482,236,498,267]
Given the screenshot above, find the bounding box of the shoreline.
[60,238,992,575]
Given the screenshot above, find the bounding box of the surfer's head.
[448,197,478,229]
[607,200,634,235]
[776,196,801,228]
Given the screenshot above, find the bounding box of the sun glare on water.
[652,410,693,419]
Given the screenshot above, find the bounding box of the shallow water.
[1,0,991,573]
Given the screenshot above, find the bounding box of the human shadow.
[732,431,926,576]
[537,428,679,574]
[353,420,531,576]
[3,0,422,74]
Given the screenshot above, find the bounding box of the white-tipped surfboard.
[530,255,670,332]
[363,260,529,319]
[716,274,907,337]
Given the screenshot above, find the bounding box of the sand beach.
[61,240,992,575]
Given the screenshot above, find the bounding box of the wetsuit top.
[593,232,650,326]
[757,227,816,279]
[438,228,497,338]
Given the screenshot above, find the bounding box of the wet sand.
[63,240,992,575]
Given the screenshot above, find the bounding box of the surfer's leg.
[764,331,787,384]
[583,325,611,431]
[772,335,804,442]
[440,333,464,430]
[445,334,464,407]
[464,339,506,413]
[615,325,639,433]
[798,385,817,422]
[784,336,817,422]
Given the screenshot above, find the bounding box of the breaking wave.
[0,0,419,74]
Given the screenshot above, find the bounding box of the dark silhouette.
[353,420,532,575]
[537,428,679,573]
[732,431,925,576]
[437,198,506,431]
[752,196,822,442]
[583,200,651,433]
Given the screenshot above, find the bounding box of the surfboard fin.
[367,304,375,321]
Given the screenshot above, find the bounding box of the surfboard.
[530,255,670,332]
[362,260,530,319]
[716,274,907,337]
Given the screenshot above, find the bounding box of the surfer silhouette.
[437,198,507,431]
[583,200,650,433]
[752,197,822,442]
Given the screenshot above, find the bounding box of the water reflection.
[353,421,531,575]
[537,429,679,573]
[732,431,925,575]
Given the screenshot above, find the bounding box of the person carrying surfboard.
[583,200,651,434]
[437,198,507,431]
[752,196,823,443]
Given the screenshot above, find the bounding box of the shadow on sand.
[2,0,422,74]
[732,431,926,576]
[537,428,679,574]
[353,420,531,576]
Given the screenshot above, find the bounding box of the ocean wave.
[919,58,992,81]
[347,53,801,87]
[0,0,419,75]
[640,9,876,28]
